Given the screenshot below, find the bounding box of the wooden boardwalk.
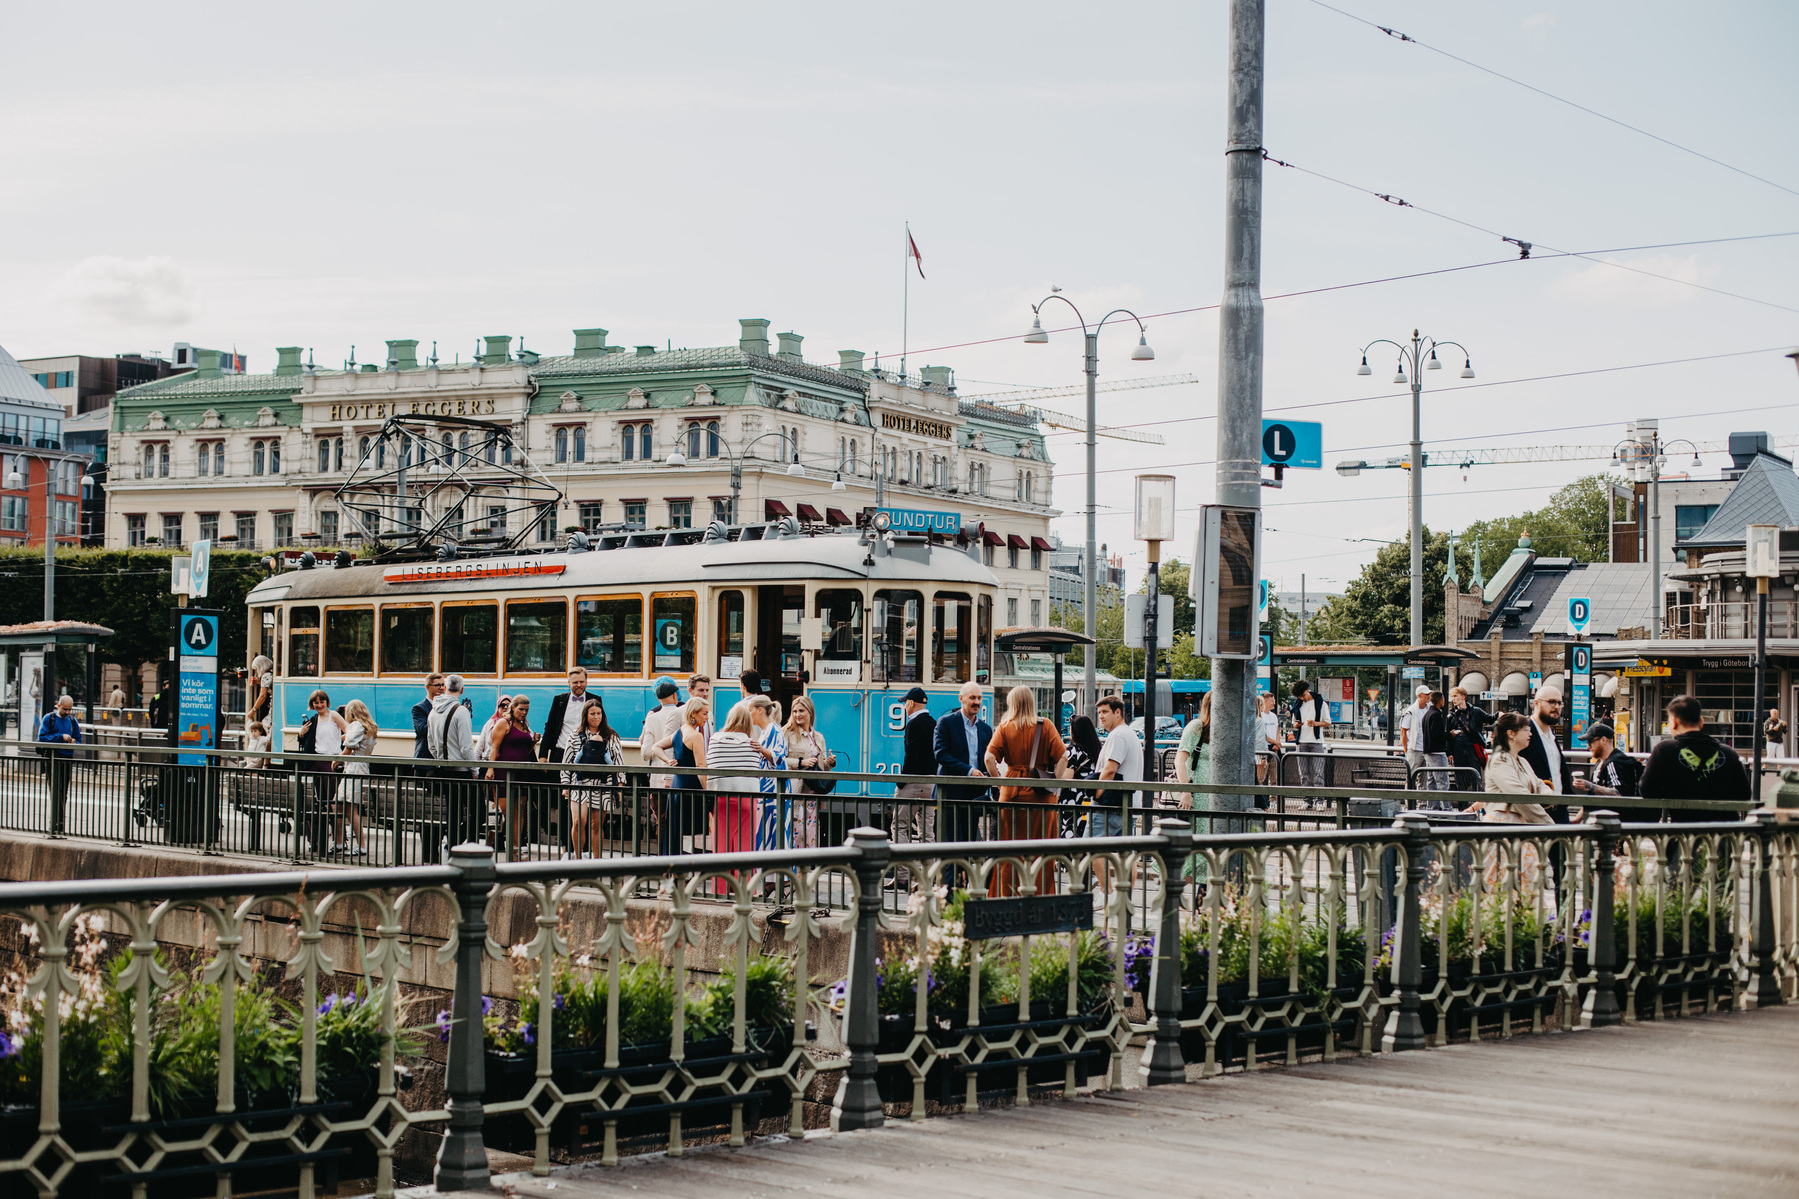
[429,1006,1799,1198]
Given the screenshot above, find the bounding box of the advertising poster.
[176,612,221,766]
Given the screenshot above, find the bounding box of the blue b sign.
[1261,420,1323,469]
[175,611,221,766]
[653,617,683,669]
[1568,596,1591,635]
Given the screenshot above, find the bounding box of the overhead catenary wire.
[1304,0,1799,202]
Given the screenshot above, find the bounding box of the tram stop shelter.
[996,626,1095,732]
[0,620,116,729]
[1268,644,1478,743]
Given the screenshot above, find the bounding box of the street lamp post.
[1135,475,1176,787]
[6,452,95,700]
[1353,331,1475,646]
[1613,422,1698,641]
[665,428,809,525]
[1024,296,1155,716]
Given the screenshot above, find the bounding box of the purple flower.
[552,993,566,1011]
[0,1032,17,1060]
[435,1009,452,1043]
[481,996,493,1017]
[828,979,848,1006]
[317,994,339,1016]
[521,1022,535,1046]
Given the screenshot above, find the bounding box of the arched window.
[359,435,371,465]
[316,439,330,472]
[849,439,857,474]
[573,426,585,462]
[252,442,265,475]
[440,433,452,467]
[457,431,470,464]
[484,434,497,465]
[706,420,719,457]
[639,424,653,461]
[622,424,635,461]
[555,427,569,463]
[790,427,800,463]
[198,444,210,477]
[376,439,387,468]
[268,441,281,473]
[686,421,701,458]
[143,444,154,477]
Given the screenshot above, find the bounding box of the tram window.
[325,607,375,673]
[442,604,498,674]
[650,594,696,674]
[816,589,863,661]
[932,592,973,684]
[976,595,992,684]
[506,600,568,674]
[381,605,435,674]
[872,589,922,684]
[717,590,745,678]
[576,597,643,674]
[289,606,319,678]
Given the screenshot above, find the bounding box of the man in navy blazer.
[934,681,992,842]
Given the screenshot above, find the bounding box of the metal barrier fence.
[0,810,1790,1196]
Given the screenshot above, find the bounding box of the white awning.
[1500,671,1531,696]
[1459,671,1490,695]
[1599,673,1619,698]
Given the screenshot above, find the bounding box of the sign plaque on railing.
[963,894,1094,940]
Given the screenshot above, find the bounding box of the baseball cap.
[654,676,679,700]
[1415,684,1432,695]
[1586,721,1616,742]
[904,686,929,703]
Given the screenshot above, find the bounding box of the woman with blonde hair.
[337,699,379,858]
[706,702,767,885]
[983,685,1069,896]
[782,695,832,848]
[662,696,709,855]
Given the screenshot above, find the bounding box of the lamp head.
[664,450,688,467]
[1336,461,1364,477]
[1023,313,1049,344]
[1426,351,1441,370]
[1393,368,1407,384]
[79,474,94,488]
[831,472,847,492]
[1130,332,1155,361]
[4,472,19,489]
[787,460,805,477]
[1459,358,1475,379]
[1356,355,1371,376]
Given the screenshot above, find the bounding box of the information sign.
[1260,420,1323,469]
[174,611,221,767]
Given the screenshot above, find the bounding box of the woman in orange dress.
[983,685,1069,897]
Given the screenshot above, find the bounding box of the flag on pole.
[906,226,924,279]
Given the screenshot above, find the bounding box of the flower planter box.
[1160,976,1363,1070]
[0,1071,384,1199]
[484,1025,801,1155]
[874,1003,1106,1105]
[1406,958,1563,1039]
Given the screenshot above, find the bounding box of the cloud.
[55,256,198,326]
[1522,14,1555,42]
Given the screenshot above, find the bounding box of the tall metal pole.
[1649,431,1663,640]
[1083,332,1099,717]
[1409,335,1424,646]
[1211,0,1265,794]
[1144,547,1161,787]
[1753,577,1769,785]
[43,457,55,622]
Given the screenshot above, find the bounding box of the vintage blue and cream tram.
[242,519,997,782]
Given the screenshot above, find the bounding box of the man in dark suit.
[538,667,590,763]
[1516,685,1572,817]
[412,673,445,765]
[934,680,992,844]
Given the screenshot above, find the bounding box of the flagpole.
[901,223,910,382]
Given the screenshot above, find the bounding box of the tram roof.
[245,530,998,604]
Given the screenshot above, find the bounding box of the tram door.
[757,585,807,712]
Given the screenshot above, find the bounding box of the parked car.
[1130,716,1184,746]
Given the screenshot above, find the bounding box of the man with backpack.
[427,674,479,860]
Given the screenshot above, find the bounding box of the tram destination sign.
[963,894,1094,940]
[385,559,568,584]
[876,507,961,535]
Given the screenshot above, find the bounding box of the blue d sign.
[1261,420,1322,469]
[1568,596,1591,634]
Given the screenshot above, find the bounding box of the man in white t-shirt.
[1397,685,1431,779]
[1290,679,1329,793]
[1093,695,1143,838]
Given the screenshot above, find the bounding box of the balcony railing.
[1664,600,1799,640]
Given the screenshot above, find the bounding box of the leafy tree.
[1316,530,1452,646]
[1460,474,1615,564]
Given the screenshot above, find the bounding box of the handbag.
[1022,720,1059,794]
[800,732,837,795]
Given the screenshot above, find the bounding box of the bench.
[225,769,471,855]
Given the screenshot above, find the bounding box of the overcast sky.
[4,0,1795,592]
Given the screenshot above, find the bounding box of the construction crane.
[963,373,1200,446]
[1335,435,1799,475]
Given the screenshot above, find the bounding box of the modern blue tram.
[241,521,999,785]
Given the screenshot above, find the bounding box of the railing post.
[1747,810,1785,1009]
[1582,811,1623,1028]
[1382,811,1431,1052]
[436,842,496,1192]
[1143,816,1192,1085]
[833,825,891,1132]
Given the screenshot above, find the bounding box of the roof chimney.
[573,328,610,357]
[635,345,657,357]
[1729,431,1772,471]
[386,339,420,370]
[481,336,512,366]
[922,365,953,391]
[738,319,771,357]
[837,349,866,375]
[195,350,222,379]
[776,331,804,363]
[274,347,304,377]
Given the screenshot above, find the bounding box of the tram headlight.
[871,511,892,534]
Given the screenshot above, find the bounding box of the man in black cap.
[896,687,936,842]
[1572,721,1641,802]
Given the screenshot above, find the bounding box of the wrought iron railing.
[0,810,1789,1196]
[1664,599,1799,640]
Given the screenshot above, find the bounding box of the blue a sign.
[175,611,221,766]
[190,539,212,599]
[878,507,961,535]
[1261,420,1323,469]
[1568,596,1591,636]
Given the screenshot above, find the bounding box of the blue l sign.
[1568,596,1591,635]
[1261,420,1322,469]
